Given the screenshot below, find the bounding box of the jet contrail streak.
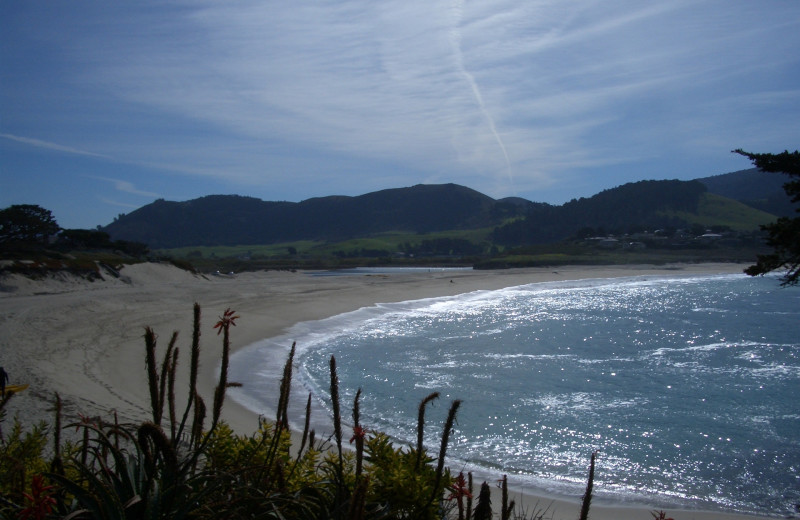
[449,0,512,181]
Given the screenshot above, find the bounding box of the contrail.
[1,133,109,159]
[449,0,512,181]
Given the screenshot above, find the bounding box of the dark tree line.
[735,149,800,285]
[332,237,485,259]
[400,237,485,256]
[0,204,60,246]
[491,180,708,247]
[103,186,517,249]
[0,204,148,257]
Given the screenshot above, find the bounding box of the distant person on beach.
[0,366,8,397]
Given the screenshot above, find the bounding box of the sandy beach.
[0,262,767,520]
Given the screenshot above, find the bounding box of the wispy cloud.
[90,176,159,198]
[449,0,512,182]
[98,197,144,210]
[1,133,109,159]
[3,0,799,215]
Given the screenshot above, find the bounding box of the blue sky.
[2,1,799,229]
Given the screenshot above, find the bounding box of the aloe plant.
[48,421,218,520]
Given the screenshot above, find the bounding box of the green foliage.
[735,149,800,285]
[474,241,768,270]
[0,204,60,247]
[48,420,219,520]
[0,418,50,503]
[698,167,794,217]
[59,229,113,249]
[198,407,452,519]
[158,229,494,261]
[664,193,776,232]
[55,229,148,257]
[492,180,713,246]
[104,185,514,249]
[364,431,450,520]
[204,419,326,493]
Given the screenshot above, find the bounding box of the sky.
[1,1,799,230]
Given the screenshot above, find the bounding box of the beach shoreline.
[0,262,770,519]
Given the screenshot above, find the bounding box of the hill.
[490,179,776,246]
[698,168,795,217]
[104,175,780,251]
[103,184,517,249]
[474,177,779,270]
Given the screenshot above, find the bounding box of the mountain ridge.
[103,170,791,249]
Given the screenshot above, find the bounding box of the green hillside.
[104,184,517,249]
[158,228,495,262]
[85,173,790,273]
[664,193,776,232]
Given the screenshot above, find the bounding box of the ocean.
[228,272,800,517]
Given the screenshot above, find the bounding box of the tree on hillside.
[734,149,800,285]
[0,204,61,246]
[60,228,113,249]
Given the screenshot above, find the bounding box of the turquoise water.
[229,273,800,517]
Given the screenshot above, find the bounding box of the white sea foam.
[229,273,800,517]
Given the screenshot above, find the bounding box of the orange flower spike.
[447,472,472,500]
[74,413,96,432]
[214,308,240,334]
[20,475,56,520]
[349,425,366,444]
